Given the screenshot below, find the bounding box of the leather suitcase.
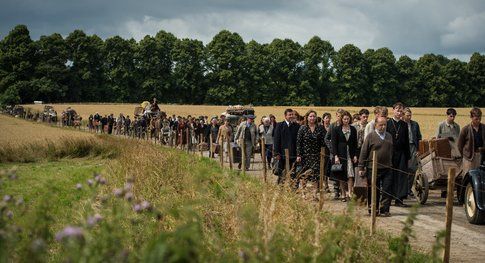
[419,140,430,156]
[430,138,451,158]
[231,143,241,163]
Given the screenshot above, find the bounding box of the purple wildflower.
[76,183,82,190]
[99,178,107,185]
[55,226,84,242]
[87,213,103,227]
[15,197,24,206]
[6,210,13,219]
[3,195,12,202]
[123,182,133,192]
[87,179,94,186]
[133,204,142,213]
[113,188,123,197]
[124,192,133,202]
[141,201,152,211]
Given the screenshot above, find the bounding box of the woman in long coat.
[331,111,358,201]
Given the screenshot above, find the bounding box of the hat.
[244,114,256,119]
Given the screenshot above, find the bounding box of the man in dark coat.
[273,109,300,184]
[387,102,411,207]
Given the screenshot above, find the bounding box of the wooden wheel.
[412,170,429,204]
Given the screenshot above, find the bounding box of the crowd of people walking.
[9,102,484,217]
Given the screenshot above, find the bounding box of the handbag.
[272,159,283,176]
[330,163,343,173]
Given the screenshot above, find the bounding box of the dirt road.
[221,152,485,263]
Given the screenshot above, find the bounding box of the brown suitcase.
[429,138,451,158]
[419,140,430,156]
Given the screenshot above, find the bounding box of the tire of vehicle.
[413,171,429,204]
[464,182,485,224]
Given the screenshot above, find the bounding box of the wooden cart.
[412,151,463,204]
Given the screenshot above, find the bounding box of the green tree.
[266,38,304,105]
[65,30,105,102]
[241,40,271,105]
[0,25,36,104]
[416,54,451,106]
[333,44,367,106]
[33,33,69,102]
[172,38,207,104]
[104,36,137,102]
[135,31,177,102]
[205,30,246,104]
[443,59,471,106]
[302,36,335,106]
[468,52,485,107]
[396,56,419,106]
[364,48,398,105]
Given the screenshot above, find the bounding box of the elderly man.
[437,108,461,158]
[235,114,258,170]
[458,107,485,174]
[364,106,389,139]
[359,116,394,217]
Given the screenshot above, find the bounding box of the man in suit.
[273,109,300,184]
[387,102,411,207]
[403,107,422,196]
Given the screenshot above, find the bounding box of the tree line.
[0,24,483,107]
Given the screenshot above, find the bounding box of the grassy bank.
[1,134,434,262]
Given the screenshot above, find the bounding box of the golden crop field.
[22,103,483,139]
[0,114,93,145]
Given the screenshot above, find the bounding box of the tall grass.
[0,135,121,163]
[1,137,436,262]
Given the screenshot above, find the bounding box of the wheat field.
[0,114,94,145]
[22,103,483,139]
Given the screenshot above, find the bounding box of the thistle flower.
[6,210,13,219]
[55,226,84,242]
[141,201,152,211]
[87,213,103,227]
[124,182,133,192]
[113,188,123,198]
[133,204,142,213]
[3,195,12,202]
[94,175,101,182]
[15,197,24,206]
[87,179,94,186]
[99,178,107,185]
[76,183,82,190]
[124,192,133,202]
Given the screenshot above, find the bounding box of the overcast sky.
[1,0,484,61]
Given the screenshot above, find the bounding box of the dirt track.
[225,153,485,263]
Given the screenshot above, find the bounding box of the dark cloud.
[1,0,483,59]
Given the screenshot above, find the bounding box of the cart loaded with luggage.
[413,138,485,224]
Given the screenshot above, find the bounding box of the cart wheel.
[464,182,485,224]
[413,171,429,204]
